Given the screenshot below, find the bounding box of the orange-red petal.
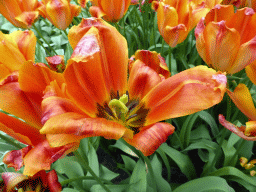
[40,112,133,140]
[143,66,226,125]
[125,122,175,156]
[23,140,79,176]
[227,83,256,121]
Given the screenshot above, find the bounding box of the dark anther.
[117,90,120,99]
[104,103,114,117]
[126,90,129,101]
[127,101,138,111]
[127,113,137,121]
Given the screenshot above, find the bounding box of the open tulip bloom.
[38,18,227,157]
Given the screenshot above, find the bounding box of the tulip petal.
[143,66,226,125]
[14,11,39,28]
[40,112,133,140]
[19,60,64,95]
[246,62,256,85]
[3,146,32,171]
[128,60,162,100]
[0,64,11,82]
[228,35,256,74]
[227,83,256,121]
[47,170,62,192]
[23,140,79,176]
[125,123,175,156]
[46,134,85,147]
[203,21,240,73]
[68,18,128,95]
[205,4,234,24]
[1,172,28,192]
[0,79,42,128]
[0,112,45,146]
[219,114,256,141]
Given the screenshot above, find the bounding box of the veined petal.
[0,112,45,146]
[227,84,256,121]
[19,60,64,95]
[203,21,240,73]
[3,146,32,171]
[219,114,256,140]
[42,81,89,124]
[125,123,175,156]
[128,60,162,100]
[65,27,109,116]
[228,35,256,74]
[40,112,133,140]
[68,18,128,95]
[143,66,226,125]
[0,80,42,128]
[23,140,79,176]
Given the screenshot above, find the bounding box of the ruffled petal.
[23,140,79,176]
[219,114,256,140]
[40,112,133,140]
[143,66,226,125]
[227,83,256,121]
[125,122,175,156]
[3,146,32,171]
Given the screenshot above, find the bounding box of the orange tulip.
[0,30,36,82]
[0,61,79,176]
[195,5,256,74]
[78,0,88,8]
[0,0,42,28]
[0,170,61,192]
[219,84,256,140]
[40,18,226,156]
[38,0,81,30]
[222,0,256,11]
[152,0,222,47]
[89,0,131,22]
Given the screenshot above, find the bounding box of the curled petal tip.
[212,73,227,85]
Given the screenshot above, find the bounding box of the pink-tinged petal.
[42,81,89,124]
[0,113,45,145]
[201,21,240,73]
[65,27,109,116]
[246,62,256,85]
[226,7,256,44]
[40,112,133,140]
[45,55,65,72]
[143,66,226,125]
[19,60,64,95]
[227,84,256,121]
[205,4,234,24]
[0,79,42,128]
[68,18,128,95]
[195,17,205,39]
[125,123,175,156]
[165,24,188,47]
[131,50,171,78]
[219,114,256,140]
[128,60,162,100]
[23,140,79,176]
[2,172,28,192]
[3,146,32,171]
[189,1,209,30]
[228,35,256,74]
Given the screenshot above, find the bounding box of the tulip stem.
[73,150,111,192]
[32,24,58,56]
[168,47,172,73]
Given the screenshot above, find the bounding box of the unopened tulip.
[152,0,222,47]
[0,0,41,28]
[89,0,131,22]
[38,0,81,30]
[196,5,256,74]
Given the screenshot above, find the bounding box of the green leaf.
[62,188,80,192]
[160,143,196,180]
[121,155,136,172]
[90,184,129,192]
[173,176,234,192]
[99,164,119,181]
[198,111,219,137]
[209,166,256,190]
[129,159,147,192]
